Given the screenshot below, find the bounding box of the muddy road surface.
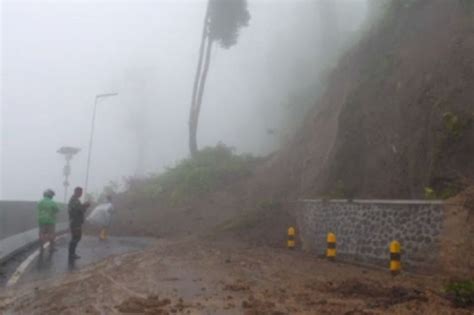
[0,238,469,314]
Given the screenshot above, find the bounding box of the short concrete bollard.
[326,232,336,260]
[287,227,296,249]
[390,240,401,276]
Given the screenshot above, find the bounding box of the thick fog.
[1,0,368,201]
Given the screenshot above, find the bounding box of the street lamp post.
[84,92,118,196]
[57,146,80,203]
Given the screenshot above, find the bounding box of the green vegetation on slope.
[123,143,258,206]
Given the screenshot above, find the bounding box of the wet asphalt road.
[16,235,154,286]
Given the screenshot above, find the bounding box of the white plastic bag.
[86,202,114,227]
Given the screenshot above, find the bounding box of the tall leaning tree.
[189,0,250,156]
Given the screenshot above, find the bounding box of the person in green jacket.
[38,189,60,254]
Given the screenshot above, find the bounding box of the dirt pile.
[253,0,474,200]
[439,185,474,277]
[105,178,252,239]
[106,164,295,247]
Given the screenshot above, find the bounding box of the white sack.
[86,202,114,227]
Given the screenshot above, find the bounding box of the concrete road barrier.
[0,201,67,240]
[0,222,68,264]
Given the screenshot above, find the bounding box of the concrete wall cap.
[298,199,444,205]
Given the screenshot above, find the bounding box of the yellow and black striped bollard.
[287,227,296,249]
[326,232,336,260]
[390,240,401,276]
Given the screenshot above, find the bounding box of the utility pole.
[57,146,80,203]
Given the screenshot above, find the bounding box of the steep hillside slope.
[257,0,474,200]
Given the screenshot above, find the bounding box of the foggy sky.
[1,0,367,201]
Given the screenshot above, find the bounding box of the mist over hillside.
[1,0,367,200]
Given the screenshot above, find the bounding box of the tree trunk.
[189,1,210,157]
[193,37,213,137]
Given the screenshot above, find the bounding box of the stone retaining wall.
[296,199,444,272]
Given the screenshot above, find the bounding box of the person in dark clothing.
[68,187,90,260]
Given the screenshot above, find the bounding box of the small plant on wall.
[445,280,474,308]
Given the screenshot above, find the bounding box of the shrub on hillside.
[124,143,257,206]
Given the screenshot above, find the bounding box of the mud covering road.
[0,238,470,315]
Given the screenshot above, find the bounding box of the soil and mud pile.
[253,0,474,201]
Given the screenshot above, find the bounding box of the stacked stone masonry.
[296,199,444,272]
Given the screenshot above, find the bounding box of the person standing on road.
[37,189,60,255]
[68,187,91,260]
[85,195,115,240]
[99,195,114,241]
